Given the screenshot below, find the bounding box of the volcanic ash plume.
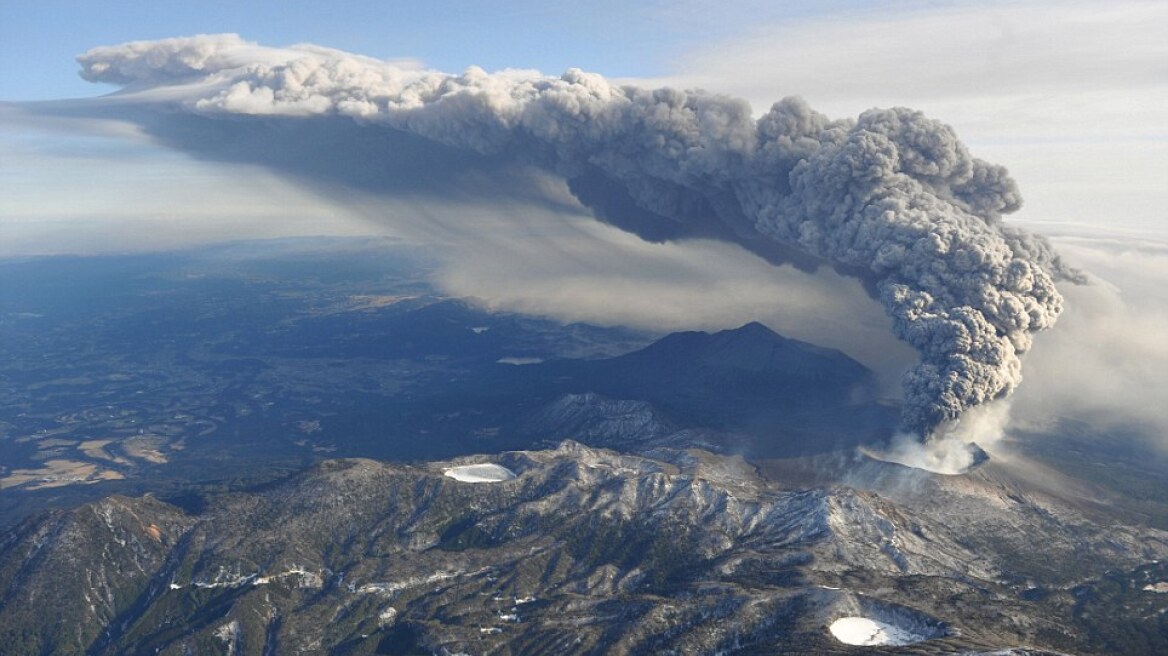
[77,34,1084,439]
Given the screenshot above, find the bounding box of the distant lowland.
[0,237,888,527]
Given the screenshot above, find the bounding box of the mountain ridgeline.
[2,443,1165,655]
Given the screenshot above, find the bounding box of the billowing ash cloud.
[77,34,1083,438]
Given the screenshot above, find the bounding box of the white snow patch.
[829,616,926,646]
[444,463,517,483]
[496,357,542,365]
[1144,582,1168,593]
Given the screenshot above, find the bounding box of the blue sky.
[0,0,865,100]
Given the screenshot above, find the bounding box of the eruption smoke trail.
[76,34,1083,439]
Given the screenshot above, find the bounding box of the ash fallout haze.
[1,2,1167,655]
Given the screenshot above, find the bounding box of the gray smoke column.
[77,34,1084,438]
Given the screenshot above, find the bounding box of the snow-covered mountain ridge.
[2,441,1164,654]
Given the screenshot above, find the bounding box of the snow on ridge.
[444,463,517,483]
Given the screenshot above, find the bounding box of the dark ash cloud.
[75,34,1083,439]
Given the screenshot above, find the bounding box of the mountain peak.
[710,321,790,349]
[729,320,778,336]
[623,321,862,379]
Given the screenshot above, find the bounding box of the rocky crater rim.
[857,440,991,476]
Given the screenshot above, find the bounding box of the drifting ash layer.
[1,441,1163,655]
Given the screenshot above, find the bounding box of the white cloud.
[655,1,1166,127]
[1010,235,1168,447]
[996,139,1168,241]
[647,0,1168,235]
